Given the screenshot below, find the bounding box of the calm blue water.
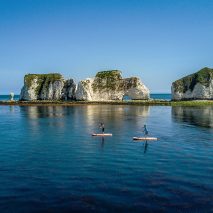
[0,104,212,212]
[0,94,172,101]
[0,95,20,101]
[150,93,171,100]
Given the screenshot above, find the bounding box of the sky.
[0,0,213,94]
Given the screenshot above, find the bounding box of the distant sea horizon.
[0,94,172,101]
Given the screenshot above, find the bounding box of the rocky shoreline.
[1,99,213,106]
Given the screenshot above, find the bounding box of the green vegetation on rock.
[24,73,63,96]
[92,70,123,91]
[95,70,122,79]
[173,67,213,93]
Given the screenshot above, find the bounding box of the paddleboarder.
[143,124,148,137]
[99,123,105,134]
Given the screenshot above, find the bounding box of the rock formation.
[61,79,77,100]
[20,70,150,101]
[172,67,213,100]
[75,70,150,101]
[20,74,76,101]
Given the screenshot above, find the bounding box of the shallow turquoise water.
[0,105,212,212]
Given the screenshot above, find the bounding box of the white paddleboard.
[133,137,158,141]
[92,133,112,136]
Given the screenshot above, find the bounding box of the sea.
[0,95,212,212]
[0,94,172,101]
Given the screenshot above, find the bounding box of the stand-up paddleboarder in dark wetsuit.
[99,123,105,134]
[143,124,148,138]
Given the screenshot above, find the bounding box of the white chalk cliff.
[20,71,150,101]
[75,70,150,101]
[20,74,76,101]
[172,67,213,100]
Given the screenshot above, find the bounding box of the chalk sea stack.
[75,70,150,101]
[20,74,76,101]
[20,70,150,101]
[172,67,213,100]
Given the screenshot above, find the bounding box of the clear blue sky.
[0,0,213,94]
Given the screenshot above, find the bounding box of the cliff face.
[20,74,76,101]
[61,79,77,100]
[75,70,150,101]
[20,71,149,101]
[172,67,213,100]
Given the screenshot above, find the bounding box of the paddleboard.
[92,133,112,136]
[133,137,158,141]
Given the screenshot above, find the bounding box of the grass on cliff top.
[173,67,213,93]
[24,73,63,97]
[92,70,123,91]
[25,73,63,87]
[95,70,122,79]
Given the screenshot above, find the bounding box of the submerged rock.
[76,70,149,101]
[20,74,76,101]
[172,67,213,100]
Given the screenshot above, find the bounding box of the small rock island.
[76,70,149,101]
[20,70,150,101]
[20,74,76,101]
[172,67,213,100]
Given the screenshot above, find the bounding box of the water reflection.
[20,106,72,119]
[172,106,213,128]
[101,137,105,148]
[19,106,75,134]
[143,141,148,154]
[20,105,150,119]
[83,105,150,135]
[1,105,213,212]
[20,105,150,135]
[9,106,15,112]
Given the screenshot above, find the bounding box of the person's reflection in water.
[101,137,105,148]
[144,141,148,154]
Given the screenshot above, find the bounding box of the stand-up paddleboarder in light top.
[92,122,112,137]
[99,123,105,134]
[143,124,148,138]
